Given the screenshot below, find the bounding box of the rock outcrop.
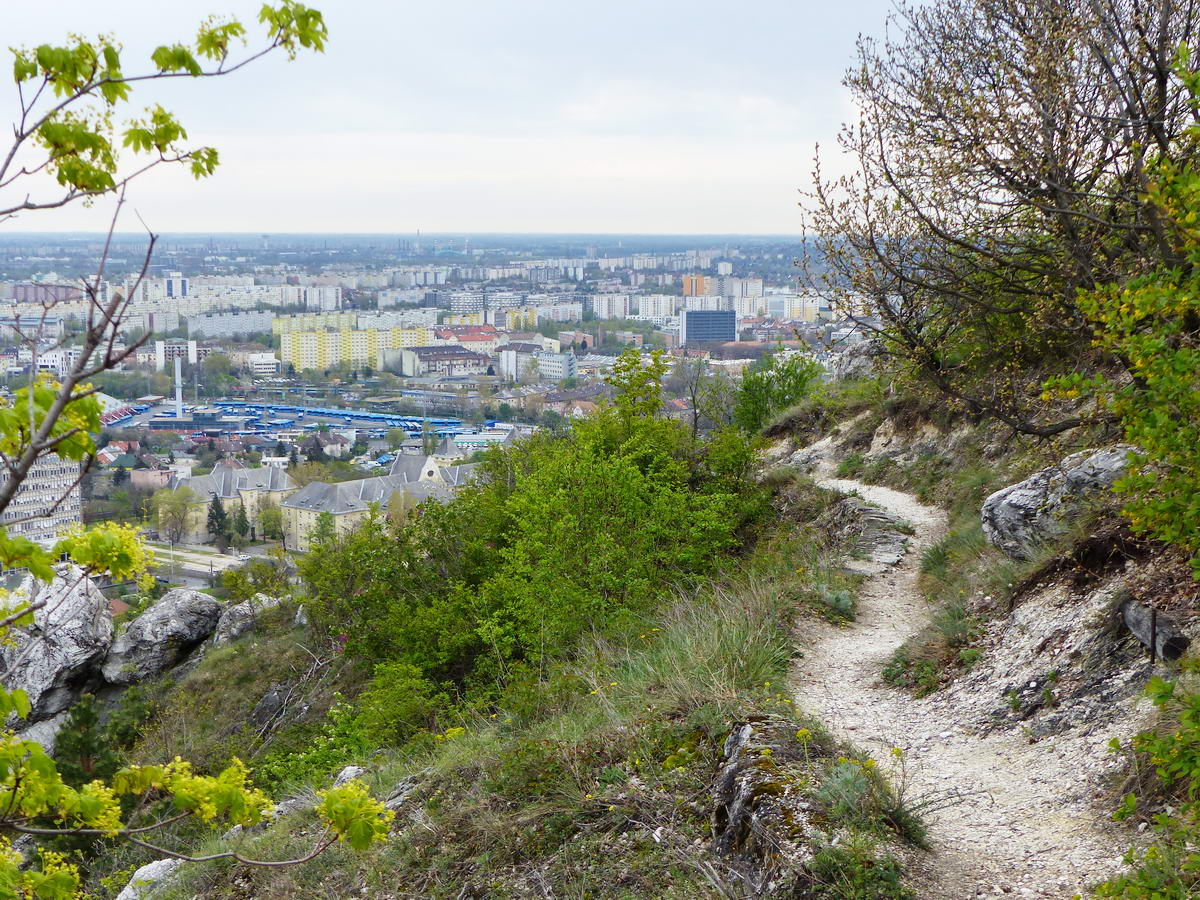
[102,588,222,685]
[711,720,818,892]
[826,338,885,380]
[212,592,281,646]
[981,446,1134,559]
[0,565,112,721]
[114,858,181,900]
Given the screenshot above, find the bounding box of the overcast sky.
[4,1,893,235]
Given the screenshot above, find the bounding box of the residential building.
[589,294,631,319]
[497,343,544,381]
[637,295,679,318]
[0,454,81,546]
[535,301,584,323]
[279,327,434,372]
[186,309,274,339]
[281,452,477,550]
[153,340,212,371]
[397,346,493,377]
[273,312,357,335]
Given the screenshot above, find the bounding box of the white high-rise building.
[589,295,631,319]
[0,455,82,546]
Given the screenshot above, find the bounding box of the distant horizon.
[3,1,892,233]
[0,231,806,239]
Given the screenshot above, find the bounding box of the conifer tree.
[208,493,229,538]
[234,500,250,538]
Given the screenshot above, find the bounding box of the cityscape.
[0,0,1192,897]
[0,231,864,570]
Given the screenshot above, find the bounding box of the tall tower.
[174,356,184,418]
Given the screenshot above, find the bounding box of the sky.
[3,1,893,235]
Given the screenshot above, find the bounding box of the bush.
[357,662,450,745]
[1094,673,1200,897]
[806,841,915,899]
[837,452,866,478]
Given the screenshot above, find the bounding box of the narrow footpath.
[792,477,1129,899]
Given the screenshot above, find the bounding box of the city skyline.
[3,1,891,235]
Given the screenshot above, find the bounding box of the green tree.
[152,485,196,545]
[310,510,337,547]
[1050,68,1200,576]
[807,0,1200,438]
[606,347,668,426]
[233,500,250,539]
[733,351,822,433]
[220,548,290,604]
[207,492,229,540]
[52,695,121,788]
[386,428,406,451]
[259,499,284,540]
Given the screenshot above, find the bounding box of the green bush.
[1094,673,1200,897]
[301,360,765,705]
[254,697,373,791]
[837,452,866,478]
[733,351,823,433]
[806,842,915,899]
[357,662,450,745]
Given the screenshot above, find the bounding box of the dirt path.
[791,476,1128,899]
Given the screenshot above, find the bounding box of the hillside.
[23,364,1191,900]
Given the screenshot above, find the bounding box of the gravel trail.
[791,476,1129,898]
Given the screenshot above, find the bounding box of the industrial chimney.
[174,355,183,418]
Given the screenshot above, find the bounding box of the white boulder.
[114,858,182,900]
[212,592,281,645]
[0,565,112,720]
[101,588,222,685]
[981,446,1134,559]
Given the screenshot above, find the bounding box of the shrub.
[1094,673,1200,897]
[806,840,916,899]
[837,452,866,478]
[357,662,450,745]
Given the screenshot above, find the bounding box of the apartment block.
[0,455,82,546]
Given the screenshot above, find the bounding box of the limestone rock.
[333,764,366,787]
[101,588,222,685]
[981,446,1135,559]
[250,682,287,728]
[15,709,70,753]
[827,338,885,380]
[0,565,112,721]
[114,858,182,900]
[212,592,281,645]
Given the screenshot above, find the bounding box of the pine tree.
[208,494,228,538]
[234,501,250,538]
[54,695,121,788]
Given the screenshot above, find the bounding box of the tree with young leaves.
[258,499,284,541]
[733,351,822,434]
[1046,60,1200,578]
[805,0,1200,437]
[152,485,196,546]
[0,6,392,893]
